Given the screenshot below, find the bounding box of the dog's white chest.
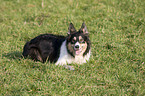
[55,40,90,65]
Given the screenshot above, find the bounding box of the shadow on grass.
[3,51,23,60]
[103,43,117,49]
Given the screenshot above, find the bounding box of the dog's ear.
[79,22,89,35]
[68,23,76,35]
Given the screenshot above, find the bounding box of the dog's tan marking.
[67,42,75,55]
[79,36,83,40]
[79,42,87,56]
[73,37,76,40]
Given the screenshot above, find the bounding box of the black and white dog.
[22,23,91,69]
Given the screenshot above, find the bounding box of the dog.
[22,23,91,70]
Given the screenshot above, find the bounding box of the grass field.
[0,0,145,95]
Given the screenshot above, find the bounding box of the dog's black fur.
[23,34,66,63]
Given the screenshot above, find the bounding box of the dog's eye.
[79,39,85,43]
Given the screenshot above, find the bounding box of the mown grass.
[0,0,145,95]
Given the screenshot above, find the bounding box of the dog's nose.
[75,45,79,48]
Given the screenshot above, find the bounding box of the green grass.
[0,0,145,95]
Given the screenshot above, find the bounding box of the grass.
[0,0,145,95]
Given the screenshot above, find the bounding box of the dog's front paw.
[64,65,75,70]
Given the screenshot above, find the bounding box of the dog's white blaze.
[55,40,91,65]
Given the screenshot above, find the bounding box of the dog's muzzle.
[74,42,82,55]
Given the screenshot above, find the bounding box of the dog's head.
[66,23,91,57]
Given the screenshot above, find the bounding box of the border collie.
[22,23,91,70]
